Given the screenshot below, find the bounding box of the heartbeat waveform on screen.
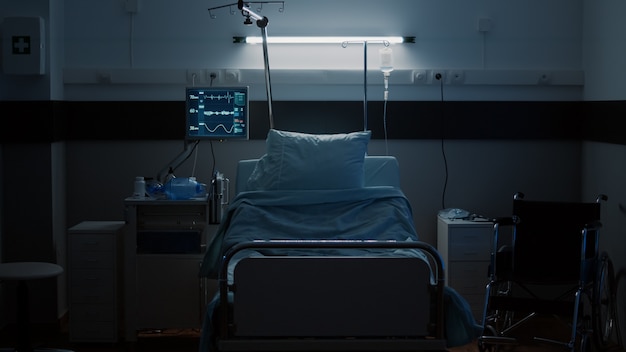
[199,122,236,134]
[203,92,234,103]
[203,110,235,116]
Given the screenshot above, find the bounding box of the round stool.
[0,262,72,352]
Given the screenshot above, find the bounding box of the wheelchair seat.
[478,192,618,352]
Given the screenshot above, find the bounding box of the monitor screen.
[185,86,249,140]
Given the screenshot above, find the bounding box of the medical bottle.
[164,177,207,200]
[133,176,146,198]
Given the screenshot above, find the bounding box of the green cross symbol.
[12,36,31,55]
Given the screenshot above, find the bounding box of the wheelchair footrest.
[533,336,573,348]
[488,296,574,316]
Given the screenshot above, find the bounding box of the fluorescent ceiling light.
[234,36,415,44]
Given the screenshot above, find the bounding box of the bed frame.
[209,156,447,351]
[216,240,446,352]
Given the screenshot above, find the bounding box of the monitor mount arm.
[156,139,199,183]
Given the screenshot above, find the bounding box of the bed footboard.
[216,240,446,351]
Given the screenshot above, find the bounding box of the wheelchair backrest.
[511,199,601,284]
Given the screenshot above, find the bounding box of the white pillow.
[247,129,371,190]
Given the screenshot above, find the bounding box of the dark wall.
[1,100,623,143]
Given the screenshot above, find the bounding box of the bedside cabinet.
[68,221,125,343]
[437,216,492,322]
[123,198,213,342]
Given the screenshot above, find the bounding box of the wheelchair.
[478,193,620,351]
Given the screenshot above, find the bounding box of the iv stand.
[239,2,275,130]
[342,40,390,132]
[155,2,277,184]
[363,41,368,132]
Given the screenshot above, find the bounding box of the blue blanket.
[200,186,418,279]
[198,187,482,350]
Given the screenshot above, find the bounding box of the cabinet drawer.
[71,268,114,287]
[449,229,491,261]
[71,284,115,304]
[137,204,207,230]
[71,251,114,268]
[448,261,489,294]
[70,303,117,322]
[70,234,115,252]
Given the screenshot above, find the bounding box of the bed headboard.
[235,156,400,194]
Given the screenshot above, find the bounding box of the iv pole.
[342,40,390,132]
[238,1,275,130]
[155,1,278,183]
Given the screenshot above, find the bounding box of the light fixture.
[234,36,415,45]
[211,3,416,131]
[233,36,414,131]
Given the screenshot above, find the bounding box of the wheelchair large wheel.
[592,251,618,350]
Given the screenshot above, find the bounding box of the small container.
[133,176,146,198]
[164,177,207,200]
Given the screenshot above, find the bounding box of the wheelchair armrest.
[492,216,517,226]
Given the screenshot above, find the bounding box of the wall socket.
[449,70,465,84]
[413,69,430,84]
[537,72,551,85]
[208,71,219,84]
[432,71,446,83]
[186,69,204,85]
[224,69,240,83]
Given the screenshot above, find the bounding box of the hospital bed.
[198,129,452,352]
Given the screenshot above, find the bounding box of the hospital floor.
[0,321,623,352]
[0,324,201,352]
[451,314,625,352]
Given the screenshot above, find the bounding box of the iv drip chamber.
[379,47,394,73]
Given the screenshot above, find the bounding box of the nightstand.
[67,221,125,343]
[437,216,493,322]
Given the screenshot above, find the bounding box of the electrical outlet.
[186,70,204,85]
[449,70,465,84]
[432,71,446,84]
[537,72,551,85]
[224,69,240,83]
[413,69,430,84]
[208,71,219,84]
[97,70,111,84]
